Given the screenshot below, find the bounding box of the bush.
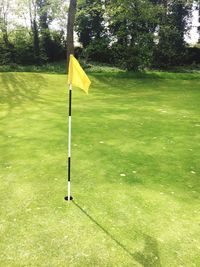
[10,28,35,64]
[0,28,66,66]
[83,38,111,63]
[184,47,200,65]
[41,31,66,62]
[0,44,13,65]
[110,41,153,71]
[0,32,14,64]
[153,27,187,68]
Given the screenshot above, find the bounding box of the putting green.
[0,71,200,266]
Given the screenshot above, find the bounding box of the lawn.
[0,71,200,267]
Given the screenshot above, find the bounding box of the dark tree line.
[0,0,66,65]
[76,0,199,69]
[0,0,200,69]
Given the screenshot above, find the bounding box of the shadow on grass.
[89,72,200,97]
[0,73,45,109]
[90,70,200,82]
[73,201,161,267]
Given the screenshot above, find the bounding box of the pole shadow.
[72,201,161,267]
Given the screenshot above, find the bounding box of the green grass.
[0,71,200,266]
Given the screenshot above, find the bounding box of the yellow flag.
[68,54,91,94]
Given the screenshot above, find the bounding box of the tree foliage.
[105,0,162,69]
[76,0,106,47]
[0,0,66,65]
[0,0,198,69]
[155,0,193,67]
[75,0,194,69]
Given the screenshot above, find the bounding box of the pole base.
[64,196,73,201]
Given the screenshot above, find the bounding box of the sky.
[185,6,200,44]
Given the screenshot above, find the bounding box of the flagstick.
[65,83,73,201]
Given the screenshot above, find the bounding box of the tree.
[155,0,193,67]
[28,0,40,63]
[0,0,197,67]
[76,0,105,48]
[0,0,15,49]
[0,0,14,63]
[0,0,10,46]
[75,0,110,62]
[67,0,77,70]
[36,0,51,60]
[106,0,162,69]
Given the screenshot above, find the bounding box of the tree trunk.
[198,3,200,43]
[33,19,40,64]
[67,0,77,71]
[37,0,51,60]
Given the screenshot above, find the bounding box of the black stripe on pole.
[68,157,71,182]
[68,87,72,183]
[69,89,72,116]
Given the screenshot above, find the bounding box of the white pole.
[65,83,73,201]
